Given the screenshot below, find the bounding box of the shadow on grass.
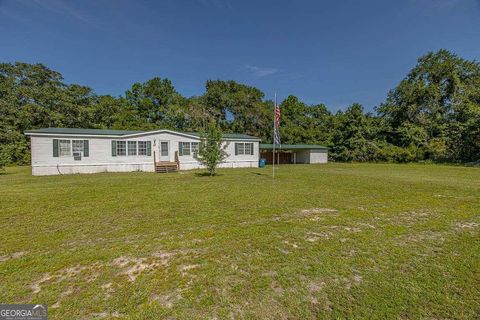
[250,172,269,176]
[194,172,224,177]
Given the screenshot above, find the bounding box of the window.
[55,139,88,158]
[59,140,71,157]
[180,142,191,156]
[72,140,84,160]
[138,141,147,156]
[237,143,244,155]
[245,143,252,155]
[191,142,199,157]
[235,142,254,155]
[72,140,84,153]
[160,141,168,156]
[116,141,126,156]
[128,141,137,156]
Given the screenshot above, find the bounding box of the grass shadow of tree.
[194,172,224,177]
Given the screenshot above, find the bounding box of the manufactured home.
[25,128,261,176]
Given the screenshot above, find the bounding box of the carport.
[259,144,328,164]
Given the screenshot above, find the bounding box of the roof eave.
[25,129,261,141]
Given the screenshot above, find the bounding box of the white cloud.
[245,64,278,77]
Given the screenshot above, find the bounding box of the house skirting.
[31,160,259,176]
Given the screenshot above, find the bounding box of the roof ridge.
[24,127,260,139]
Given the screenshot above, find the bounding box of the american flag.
[274,97,281,146]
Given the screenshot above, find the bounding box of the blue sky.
[1,0,479,111]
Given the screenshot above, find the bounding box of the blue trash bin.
[259,158,266,168]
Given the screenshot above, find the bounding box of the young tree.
[196,121,228,176]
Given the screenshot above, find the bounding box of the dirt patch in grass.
[405,231,446,243]
[282,240,300,249]
[0,251,26,263]
[112,256,160,282]
[90,311,123,318]
[151,250,177,261]
[100,282,115,299]
[31,250,180,294]
[30,273,53,294]
[301,208,338,214]
[151,291,182,308]
[308,281,325,293]
[301,208,338,221]
[455,222,479,230]
[345,274,363,290]
[270,281,284,295]
[396,209,436,224]
[51,287,74,309]
[358,223,376,229]
[275,208,339,223]
[305,232,332,242]
[179,264,199,276]
[30,263,101,294]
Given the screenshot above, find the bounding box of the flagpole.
[272,92,276,179]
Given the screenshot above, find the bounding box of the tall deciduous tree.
[125,77,186,129]
[278,95,333,146]
[202,80,270,140]
[0,62,96,164]
[378,49,480,162]
[331,104,380,161]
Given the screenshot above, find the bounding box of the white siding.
[29,132,259,176]
[309,149,328,163]
[291,149,328,164]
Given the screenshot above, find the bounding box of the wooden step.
[155,162,178,173]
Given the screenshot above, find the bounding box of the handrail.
[174,151,179,170]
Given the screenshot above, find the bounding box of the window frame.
[180,142,191,156]
[116,141,127,156]
[236,142,254,156]
[237,142,245,155]
[138,141,147,156]
[191,142,199,157]
[72,140,84,154]
[128,141,137,156]
[244,143,252,155]
[59,140,71,157]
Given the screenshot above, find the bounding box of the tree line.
[0,49,479,167]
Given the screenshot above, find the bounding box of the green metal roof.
[260,143,328,150]
[184,132,259,140]
[24,128,144,136]
[24,127,260,140]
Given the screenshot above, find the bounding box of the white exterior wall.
[291,149,328,164]
[308,149,328,163]
[29,131,259,176]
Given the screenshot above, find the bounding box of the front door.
[159,141,169,162]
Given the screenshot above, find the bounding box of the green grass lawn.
[0,164,479,319]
